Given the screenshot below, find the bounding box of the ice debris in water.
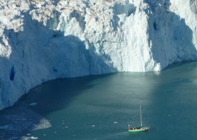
[29,102,38,106]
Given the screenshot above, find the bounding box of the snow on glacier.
[0,0,197,110]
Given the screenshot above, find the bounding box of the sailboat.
[128,105,149,132]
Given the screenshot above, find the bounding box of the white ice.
[0,0,197,110]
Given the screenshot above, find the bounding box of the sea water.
[0,61,197,140]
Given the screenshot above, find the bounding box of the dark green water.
[0,62,197,140]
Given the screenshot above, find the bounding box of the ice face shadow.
[1,7,118,107]
[0,8,117,139]
[0,74,114,139]
[145,0,197,68]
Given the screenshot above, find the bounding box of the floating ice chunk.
[30,136,38,139]
[32,118,51,131]
[29,102,38,106]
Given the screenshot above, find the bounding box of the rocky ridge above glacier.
[0,0,197,110]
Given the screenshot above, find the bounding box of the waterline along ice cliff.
[0,0,197,110]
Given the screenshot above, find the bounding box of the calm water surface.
[0,62,197,140]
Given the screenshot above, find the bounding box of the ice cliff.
[0,0,197,110]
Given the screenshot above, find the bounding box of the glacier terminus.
[0,0,197,110]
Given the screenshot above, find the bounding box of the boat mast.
[140,105,142,127]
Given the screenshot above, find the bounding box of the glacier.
[0,0,197,110]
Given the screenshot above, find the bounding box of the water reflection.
[0,62,197,140]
